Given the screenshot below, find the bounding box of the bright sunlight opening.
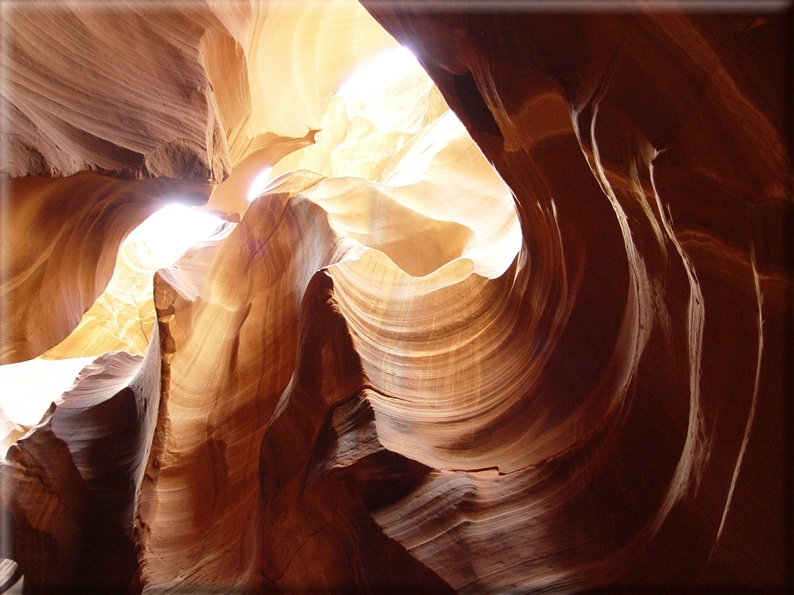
[0,203,226,457]
[127,203,226,268]
[248,167,273,202]
[337,45,419,99]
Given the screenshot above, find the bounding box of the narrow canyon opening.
[0,1,789,594]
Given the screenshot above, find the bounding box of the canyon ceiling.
[0,0,791,594]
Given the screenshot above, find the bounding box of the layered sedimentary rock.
[0,1,790,594]
[0,174,213,364]
[1,341,160,593]
[357,6,791,592]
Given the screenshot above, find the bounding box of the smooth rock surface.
[0,1,789,594]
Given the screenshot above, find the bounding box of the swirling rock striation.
[359,3,791,592]
[1,338,160,593]
[0,1,790,594]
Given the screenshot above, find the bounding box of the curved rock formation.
[0,1,790,594]
[1,342,160,593]
[0,1,232,181]
[359,4,791,592]
[0,174,212,364]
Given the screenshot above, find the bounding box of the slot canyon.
[0,0,790,593]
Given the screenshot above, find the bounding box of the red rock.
[0,1,789,593]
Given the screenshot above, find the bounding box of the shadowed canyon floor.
[0,1,791,593]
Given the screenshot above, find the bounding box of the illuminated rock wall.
[0,1,790,594]
[360,4,791,592]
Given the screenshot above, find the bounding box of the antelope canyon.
[0,1,790,594]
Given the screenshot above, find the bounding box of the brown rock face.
[357,4,792,592]
[0,1,790,594]
[0,174,212,364]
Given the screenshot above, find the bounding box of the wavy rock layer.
[0,174,212,364]
[0,0,404,364]
[0,4,229,181]
[360,4,791,592]
[1,339,160,593]
[0,1,790,595]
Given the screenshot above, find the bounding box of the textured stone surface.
[360,4,791,592]
[0,173,213,364]
[0,1,790,594]
[1,342,160,593]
